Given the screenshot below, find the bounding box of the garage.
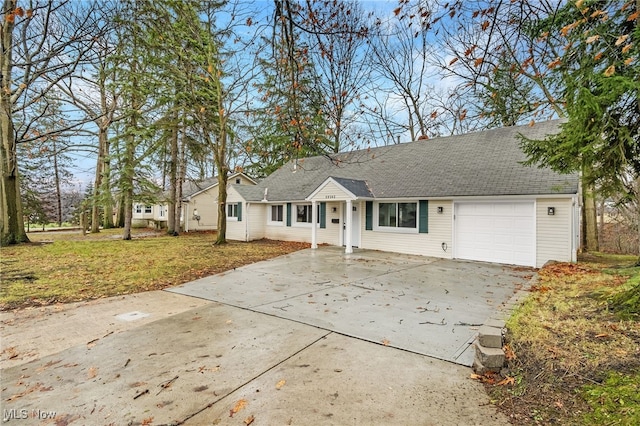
[454,201,536,267]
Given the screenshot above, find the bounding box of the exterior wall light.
[547,207,555,215]
[437,206,444,214]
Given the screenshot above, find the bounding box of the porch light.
[547,207,555,215]
[437,206,443,214]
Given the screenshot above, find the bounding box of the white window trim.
[144,205,152,214]
[373,201,419,234]
[135,204,142,214]
[226,203,239,221]
[268,204,284,226]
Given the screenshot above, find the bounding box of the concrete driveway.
[1,248,533,425]
[168,247,533,366]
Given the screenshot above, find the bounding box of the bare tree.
[303,0,371,153]
[1,0,105,245]
[366,5,442,142]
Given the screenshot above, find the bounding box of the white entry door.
[454,201,535,266]
[343,203,360,248]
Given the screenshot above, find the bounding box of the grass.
[486,253,640,425]
[0,228,309,310]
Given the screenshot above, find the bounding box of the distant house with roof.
[132,172,256,231]
[223,120,580,268]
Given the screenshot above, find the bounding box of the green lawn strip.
[487,254,640,425]
[1,232,308,310]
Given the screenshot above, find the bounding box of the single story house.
[132,172,256,230]
[224,120,580,268]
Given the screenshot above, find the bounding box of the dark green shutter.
[286,203,292,226]
[365,201,373,230]
[319,202,326,228]
[237,203,242,221]
[419,200,428,233]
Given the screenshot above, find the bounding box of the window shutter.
[320,202,326,229]
[237,203,242,221]
[365,201,373,230]
[419,200,428,233]
[286,203,292,226]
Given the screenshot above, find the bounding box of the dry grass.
[486,254,640,425]
[0,229,309,310]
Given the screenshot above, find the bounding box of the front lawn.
[0,229,308,310]
[485,253,640,425]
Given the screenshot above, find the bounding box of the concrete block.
[483,317,506,329]
[474,343,505,369]
[478,325,503,348]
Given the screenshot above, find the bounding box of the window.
[235,178,241,184]
[135,204,142,214]
[377,202,417,228]
[270,205,284,223]
[144,205,152,214]
[159,205,166,218]
[227,203,238,218]
[226,202,242,221]
[296,204,313,223]
[292,204,321,226]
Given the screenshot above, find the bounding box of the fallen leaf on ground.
[594,333,608,338]
[496,376,515,386]
[87,366,98,379]
[381,339,390,346]
[470,373,483,380]
[141,417,153,425]
[244,414,255,425]
[503,344,517,361]
[229,399,247,417]
[276,380,286,390]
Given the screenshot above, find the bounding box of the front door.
[343,203,360,248]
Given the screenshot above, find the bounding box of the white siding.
[263,201,341,245]
[184,187,219,231]
[360,201,453,258]
[536,198,574,267]
[225,188,246,241]
[247,203,266,240]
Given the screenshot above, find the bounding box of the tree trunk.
[1,0,28,245]
[215,170,227,244]
[167,111,178,236]
[122,130,135,240]
[174,122,186,234]
[91,129,105,233]
[582,172,599,252]
[52,138,63,227]
[101,134,113,229]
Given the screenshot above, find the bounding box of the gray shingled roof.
[182,177,219,199]
[238,120,578,202]
[325,177,374,198]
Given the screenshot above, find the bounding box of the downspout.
[184,203,189,233]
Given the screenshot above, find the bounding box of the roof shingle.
[241,120,579,202]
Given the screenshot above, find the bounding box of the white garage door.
[454,202,535,267]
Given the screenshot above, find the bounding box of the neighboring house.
[224,120,580,268]
[132,172,256,230]
[182,172,256,232]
